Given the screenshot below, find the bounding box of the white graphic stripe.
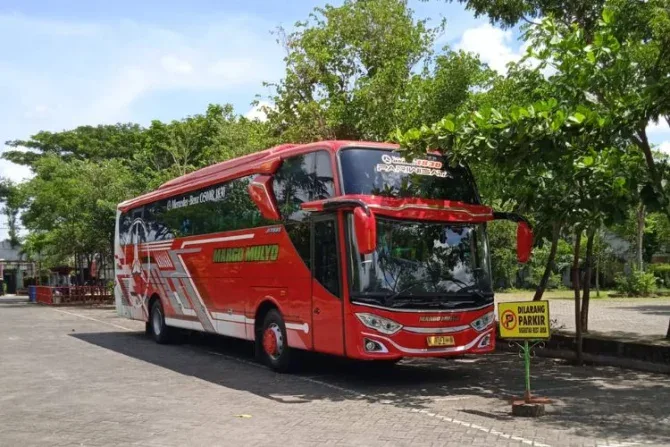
[403,325,470,334]
[173,292,197,317]
[285,322,310,334]
[165,317,204,331]
[211,312,254,324]
[175,253,217,330]
[181,233,254,247]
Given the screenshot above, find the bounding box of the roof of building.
[0,240,26,262]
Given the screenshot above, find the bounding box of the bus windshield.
[348,217,493,309]
[339,147,479,203]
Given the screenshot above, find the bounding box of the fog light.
[478,334,491,348]
[364,338,388,352]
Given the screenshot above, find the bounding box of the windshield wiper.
[390,297,476,309]
[383,281,431,306]
[453,285,494,301]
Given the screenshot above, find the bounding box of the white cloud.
[659,141,670,155]
[647,119,670,135]
[244,101,273,121]
[160,55,193,74]
[456,24,522,74]
[0,12,285,184]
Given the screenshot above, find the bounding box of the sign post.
[497,300,551,416]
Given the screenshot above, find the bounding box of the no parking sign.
[498,301,550,339]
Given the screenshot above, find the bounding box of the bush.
[649,263,670,288]
[615,270,658,296]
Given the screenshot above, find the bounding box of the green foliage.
[132,104,275,189]
[487,221,517,289]
[21,156,140,267]
[266,0,439,142]
[5,102,274,268]
[4,123,144,168]
[0,179,25,248]
[615,269,658,296]
[526,238,572,289]
[445,0,606,32]
[264,0,495,142]
[524,2,670,216]
[649,264,670,288]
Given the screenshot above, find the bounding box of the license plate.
[426,335,455,347]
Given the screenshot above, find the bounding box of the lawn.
[495,289,617,301]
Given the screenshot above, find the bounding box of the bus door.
[310,214,345,355]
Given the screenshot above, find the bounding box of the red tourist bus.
[115,141,532,371]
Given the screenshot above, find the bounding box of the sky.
[1,0,669,236]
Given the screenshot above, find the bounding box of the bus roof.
[118,140,399,211]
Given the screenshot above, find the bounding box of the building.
[0,240,36,294]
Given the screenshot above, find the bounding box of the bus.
[114,141,532,371]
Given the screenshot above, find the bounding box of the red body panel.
[114,140,497,360]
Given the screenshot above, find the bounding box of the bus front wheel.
[258,309,293,372]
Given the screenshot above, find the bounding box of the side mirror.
[353,207,377,255]
[248,175,281,220]
[517,221,533,263]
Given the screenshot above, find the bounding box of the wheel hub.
[262,324,283,359]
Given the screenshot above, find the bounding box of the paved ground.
[2,297,670,447]
[496,294,670,338]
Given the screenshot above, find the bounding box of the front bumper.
[346,304,496,360]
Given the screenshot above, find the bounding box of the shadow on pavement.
[616,304,670,316]
[72,329,670,444]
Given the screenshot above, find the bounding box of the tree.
[4,123,144,168]
[265,0,495,142]
[21,156,139,274]
[133,104,275,188]
[0,179,25,248]
[443,0,607,32]
[525,3,670,218]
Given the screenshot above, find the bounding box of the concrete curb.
[496,331,670,374]
[531,347,670,374]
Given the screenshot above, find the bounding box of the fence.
[35,286,113,306]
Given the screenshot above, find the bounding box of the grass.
[496,289,616,301]
[496,289,670,301]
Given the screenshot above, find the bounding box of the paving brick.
[1,298,670,446]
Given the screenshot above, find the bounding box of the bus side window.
[273,150,334,222]
[313,151,335,200]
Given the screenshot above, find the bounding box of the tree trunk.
[534,221,561,301]
[636,203,645,271]
[573,229,583,366]
[596,256,600,298]
[634,127,670,220]
[581,228,596,333]
[79,254,85,285]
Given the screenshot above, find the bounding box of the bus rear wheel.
[258,309,293,372]
[149,299,172,344]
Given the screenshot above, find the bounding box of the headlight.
[355,313,402,335]
[470,311,495,332]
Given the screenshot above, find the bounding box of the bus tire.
[259,309,293,372]
[149,299,172,344]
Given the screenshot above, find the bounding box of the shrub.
[615,270,658,296]
[649,263,670,288]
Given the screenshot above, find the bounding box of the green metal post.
[524,340,531,402]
